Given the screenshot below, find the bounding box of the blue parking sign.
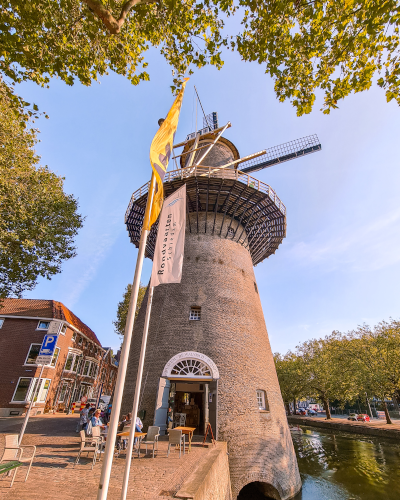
[39,334,58,355]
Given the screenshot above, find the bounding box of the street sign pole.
[19,363,45,445]
[19,333,58,445]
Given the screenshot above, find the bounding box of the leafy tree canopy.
[346,319,400,424]
[274,351,307,414]
[0,82,84,298]
[295,333,359,419]
[1,0,400,114]
[113,282,147,336]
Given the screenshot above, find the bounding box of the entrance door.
[208,380,218,440]
[170,382,207,435]
[153,378,170,435]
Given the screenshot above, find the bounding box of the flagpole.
[120,284,154,500]
[97,174,156,500]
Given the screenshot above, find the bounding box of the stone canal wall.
[175,442,232,500]
[288,415,400,440]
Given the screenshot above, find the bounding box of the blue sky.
[19,46,400,355]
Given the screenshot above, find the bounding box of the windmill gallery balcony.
[124,163,287,266]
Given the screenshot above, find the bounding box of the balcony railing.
[125,164,286,223]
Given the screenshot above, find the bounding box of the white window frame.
[60,324,67,335]
[50,347,60,367]
[189,307,201,321]
[37,321,50,330]
[0,318,4,328]
[11,377,51,403]
[24,343,42,365]
[256,389,268,410]
[64,351,82,373]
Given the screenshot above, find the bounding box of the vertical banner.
[150,184,186,287]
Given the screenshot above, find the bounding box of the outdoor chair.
[142,426,160,458]
[91,426,105,453]
[167,430,185,458]
[74,430,100,469]
[0,434,36,487]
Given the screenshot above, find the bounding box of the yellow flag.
[146,78,189,230]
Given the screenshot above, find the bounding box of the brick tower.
[122,120,302,499]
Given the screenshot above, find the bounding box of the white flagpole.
[120,284,154,500]
[96,174,156,500]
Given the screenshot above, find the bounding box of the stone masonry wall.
[122,215,301,499]
[122,139,301,499]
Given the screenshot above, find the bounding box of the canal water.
[291,426,400,500]
[238,426,400,499]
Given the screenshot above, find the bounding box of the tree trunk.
[293,399,297,415]
[365,394,373,418]
[383,401,392,424]
[322,397,331,419]
[285,403,291,415]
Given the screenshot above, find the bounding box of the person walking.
[76,403,90,432]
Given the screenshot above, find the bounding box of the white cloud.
[61,179,126,308]
[283,207,400,273]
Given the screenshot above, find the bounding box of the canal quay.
[3,413,400,499]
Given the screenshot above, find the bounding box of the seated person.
[91,409,106,429]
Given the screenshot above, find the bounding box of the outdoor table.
[116,431,147,458]
[174,427,196,452]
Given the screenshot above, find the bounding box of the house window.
[64,352,82,372]
[64,353,74,371]
[0,318,4,328]
[256,390,269,411]
[189,307,201,321]
[227,227,235,238]
[50,347,60,367]
[59,383,68,402]
[38,379,51,401]
[37,321,50,330]
[12,378,32,402]
[60,324,67,335]
[83,360,90,376]
[77,336,82,345]
[72,332,76,341]
[25,344,41,364]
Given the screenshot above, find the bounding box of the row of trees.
[2,1,400,116]
[274,319,400,424]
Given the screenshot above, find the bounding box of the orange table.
[174,427,196,452]
[116,431,147,458]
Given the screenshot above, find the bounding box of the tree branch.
[82,0,157,34]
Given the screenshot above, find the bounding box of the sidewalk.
[0,415,212,499]
[288,414,400,440]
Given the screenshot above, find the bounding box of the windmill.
[122,110,320,499]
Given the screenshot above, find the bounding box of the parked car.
[357,414,370,422]
[307,409,318,416]
[347,413,358,421]
[87,398,108,411]
[298,408,308,416]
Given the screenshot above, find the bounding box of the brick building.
[122,131,301,499]
[0,299,118,417]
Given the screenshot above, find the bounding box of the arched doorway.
[154,352,219,435]
[237,482,282,500]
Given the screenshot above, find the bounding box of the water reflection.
[292,427,400,500]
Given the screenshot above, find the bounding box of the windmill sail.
[239,134,321,174]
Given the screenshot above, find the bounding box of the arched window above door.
[162,351,219,380]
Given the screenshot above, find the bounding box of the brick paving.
[0,414,211,499]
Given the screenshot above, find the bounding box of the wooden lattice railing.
[125,164,286,223]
